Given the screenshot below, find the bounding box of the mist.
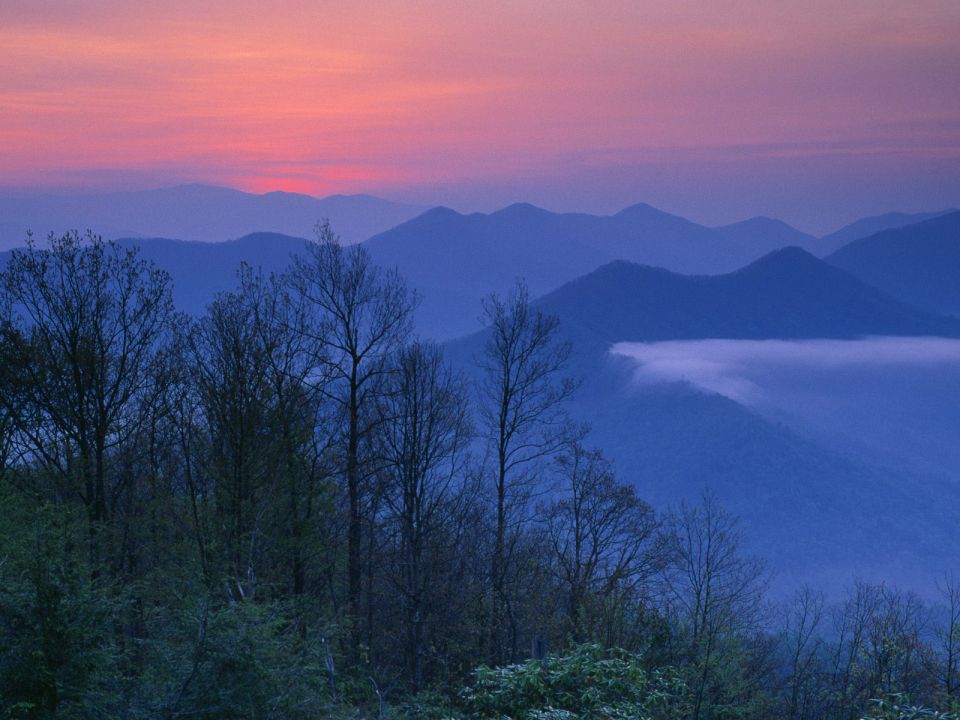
[611,336,960,478]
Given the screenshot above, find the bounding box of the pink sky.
[2,0,959,231]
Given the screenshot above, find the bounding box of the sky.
[2,0,959,233]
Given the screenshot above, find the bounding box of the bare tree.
[828,581,936,719]
[0,231,176,569]
[292,220,415,645]
[245,265,330,601]
[935,573,960,702]
[544,442,664,642]
[829,580,879,720]
[377,340,472,689]
[864,587,932,701]
[781,586,826,720]
[189,264,328,601]
[190,273,272,597]
[661,492,770,720]
[476,280,579,663]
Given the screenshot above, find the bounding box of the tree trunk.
[347,370,362,648]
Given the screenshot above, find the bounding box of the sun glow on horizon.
[2,0,959,229]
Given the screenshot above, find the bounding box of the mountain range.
[3,184,955,338]
[364,203,830,338]
[534,247,959,344]
[364,202,958,338]
[0,184,425,250]
[3,199,956,341]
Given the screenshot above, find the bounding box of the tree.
[475,280,579,664]
[544,442,664,642]
[190,276,272,596]
[188,265,327,601]
[780,586,827,720]
[248,266,331,602]
[661,493,771,720]
[0,497,121,718]
[376,340,472,689]
[460,643,688,720]
[936,573,960,703]
[0,231,177,571]
[0,320,28,479]
[292,220,415,647]
[828,582,937,718]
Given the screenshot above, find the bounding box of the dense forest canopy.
[0,228,958,719]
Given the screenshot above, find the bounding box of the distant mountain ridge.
[814,208,957,256]
[0,232,309,317]
[4,194,958,341]
[713,216,817,260]
[119,233,310,315]
[364,203,825,338]
[535,247,960,345]
[827,211,960,317]
[0,184,425,249]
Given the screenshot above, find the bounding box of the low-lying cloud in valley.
[612,336,960,402]
[611,336,960,476]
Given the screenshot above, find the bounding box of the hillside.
[121,233,309,315]
[535,247,960,344]
[365,203,822,339]
[446,247,960,592]
[827,211,960,317]
[813,209,956,256]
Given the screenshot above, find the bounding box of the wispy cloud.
[611,337,960,403]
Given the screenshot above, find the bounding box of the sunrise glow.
[2,1,959,228]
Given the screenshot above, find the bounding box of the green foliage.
[459,643,688,720]
[0,496,120,720]
[390,689,463,720]
[861,696,959,720]
[149,598,345,720]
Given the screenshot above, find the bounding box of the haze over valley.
[4,193,958,597]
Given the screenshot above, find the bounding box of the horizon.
[2,180,957,238]
[3,1,959,234]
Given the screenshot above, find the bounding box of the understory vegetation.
[0,229,957,719]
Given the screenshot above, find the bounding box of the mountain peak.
[589,258,677,279]
[614,202,668,218]
[712,217,817,259]
[233,231,309,246]
[719,216,794,230]
[260,189,316,200]
[491,202,553,219]
[410,206,463,223]
[532,243,959,346]
[164,183,247,196]
[738,245,822,274]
